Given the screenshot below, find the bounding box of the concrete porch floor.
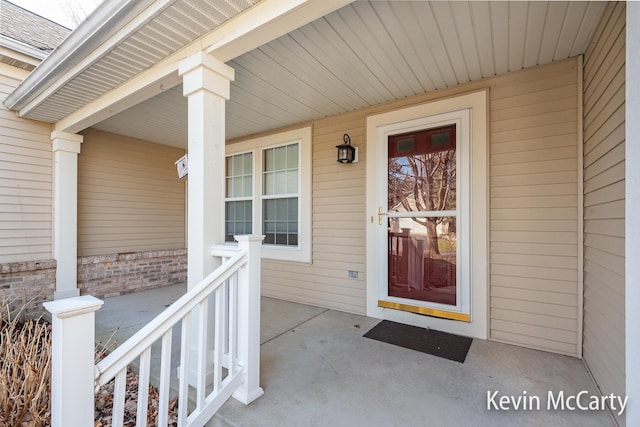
[95,284,614,427]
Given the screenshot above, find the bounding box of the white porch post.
[626,3,639,425]
[233,235,264,404]
[51,131,83,300]
[44,295,103,427]
[178,52,234,288]
[179,52,234,385]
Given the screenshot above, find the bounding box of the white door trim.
[365,90,489,339]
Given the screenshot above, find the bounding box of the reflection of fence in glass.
[387,225,456,306]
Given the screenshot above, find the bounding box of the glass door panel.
[387,125,457,307]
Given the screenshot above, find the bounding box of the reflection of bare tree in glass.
[389,150,456,255]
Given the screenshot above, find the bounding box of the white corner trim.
[576,55,585,359]
[626,3,640,425]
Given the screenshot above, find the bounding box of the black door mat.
[363,320,472,363]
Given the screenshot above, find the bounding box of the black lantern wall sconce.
[336,133,357,164]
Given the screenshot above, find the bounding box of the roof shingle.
[0,0,70,52]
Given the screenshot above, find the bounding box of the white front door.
[365,90,488,338]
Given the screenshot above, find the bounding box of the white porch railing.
[44,235,264,427]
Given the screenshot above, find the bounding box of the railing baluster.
[136,347,151,425]
[228,272,238,375]
[214,285,224,391]
[158,329,173,427]
[222,279,229,362]
[178,313,191,427]
[197,300,208,408]
[112,369,127,427]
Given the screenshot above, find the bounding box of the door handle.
[378,207,387,225]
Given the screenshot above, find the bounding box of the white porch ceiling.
[73,1,609,146]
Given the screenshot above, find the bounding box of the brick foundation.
[0,259,56,317]
[77,248,187,299]
[0,249,186,316]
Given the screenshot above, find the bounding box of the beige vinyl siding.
[261,112,368,314]
[0,70,53,263]
[490,59,580,356]
[582,2,625,425]
[233,59,583,343]
[78,129,185,256]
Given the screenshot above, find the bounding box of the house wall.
[0,65,53,264]
[78,128,186,256]
[582,2,626,425]
[76,128,187,297]
[231,58,582,355]
[0,64,55,312]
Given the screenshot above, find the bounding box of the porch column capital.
[178,51,235,99]
[51,130,83,154]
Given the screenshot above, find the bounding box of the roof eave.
[3,0,162,112]
[0,35,48,62]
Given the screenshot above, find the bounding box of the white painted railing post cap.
[44,295,104,319]
[233,235,265,243]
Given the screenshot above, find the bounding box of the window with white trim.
[225,152,253,242]
[225,127,312,262]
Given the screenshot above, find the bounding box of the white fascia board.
[55,0,355,134]
[4,0,169,113]
[0,35,47,63]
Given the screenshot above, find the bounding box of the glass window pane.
[276,199,287,218]
[287,144,299,169]
[243,152,252,172]
[287,170,298,193]
[226,201,252,239]
[262,197,298,247]
[274,146,286,170]
[274,171,286,194]
[276,221,287,233]
[226,156,233,177]
[227,153,253,198]
[264,221,275,233]
[264,199,275,218]
[230,177,240,197]
[233,155,242,175]
[288,198,298,220]
[264,149,273,172]
[263,172,272,195]
[243,176,252,196]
